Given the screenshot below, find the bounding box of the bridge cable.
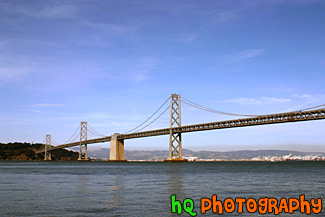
[87,128,104,137]
[63,124,81,144]
[297,104,325,112]
[51,137,60,146]
[182,97,325,117]
[70,133,81,143]
[87,124,106,137]
[181,97,259,117]
[88,125,105,137]
[124,96,171,134]
[134,105,170,133]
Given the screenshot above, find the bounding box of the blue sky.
[1,0,325,152]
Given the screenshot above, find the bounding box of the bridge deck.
[37,108,325,153]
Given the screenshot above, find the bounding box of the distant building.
[184,156,199,161]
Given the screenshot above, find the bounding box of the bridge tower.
[108,133,127,162]
[78,121,89,161]
[165,94,187,162]
[44,134,52,160]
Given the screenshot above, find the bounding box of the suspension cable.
[51,137,60,146]
[133,106,170,133]
[71,133,81,143]
[181,97,259,117]
[63,124,81,144]
[124,96,171,134]
[88,124,106,137]
[182,97,325,117]
[297,104,325,112]
[40,97,325,145]
[87,128,104,137]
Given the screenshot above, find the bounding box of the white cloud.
[218,97,291,105]
[242,0,323,7]
[29,109,43,113]
[293,94,325,104]
[131,73,149,83]
[105,57,159,84]
[0,66,28,82]
[0,54,33,83]
[219,94,325,111]
[280,94,325,112]
[178,33,198,43]
[34,104,64,107]
[0,2,76,19]
[82,21,138,35]
[129,57,159,83]
[18,4,76,19]
[226,49,265,62]
[37,5,76,19]
[217,11,236,22]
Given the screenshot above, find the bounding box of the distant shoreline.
[1,159,325,163]
[1,142,325,162]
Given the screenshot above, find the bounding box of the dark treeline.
[0,142,78,161]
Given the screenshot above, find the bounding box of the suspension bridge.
[36,94,325,162]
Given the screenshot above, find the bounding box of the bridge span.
[37,94,325,162]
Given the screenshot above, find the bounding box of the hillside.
[0,142,78,161]
[86,148,325,160]
[1,143,324,161]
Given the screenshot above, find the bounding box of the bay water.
[1,161,324,216]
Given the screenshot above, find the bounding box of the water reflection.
[167,165,185,197]
[108,174,126,212]
[166,164,186,216]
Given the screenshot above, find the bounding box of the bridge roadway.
[37,108,325,153]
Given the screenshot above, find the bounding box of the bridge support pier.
[44,134,52,161]
[78,121,89,161]
[108,133,127,162]
[164,94,187,162]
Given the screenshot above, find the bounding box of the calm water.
[0,161,324,216]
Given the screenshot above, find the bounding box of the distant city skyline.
[1,0,325,151]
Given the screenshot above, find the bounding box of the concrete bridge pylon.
[108,133,127,162]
